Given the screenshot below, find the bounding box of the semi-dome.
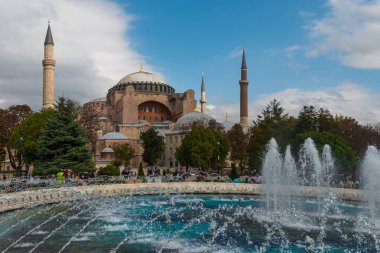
[100,131,128,140]
[174,112,214,131]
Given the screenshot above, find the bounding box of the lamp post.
[217,141,220,174]
[2,148,6,173]
[18,137,24,177]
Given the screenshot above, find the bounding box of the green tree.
[138,162,145,177]
[296,105,319,133]
[293,131,357,172]
[34,97,94,175]
[9,109,54,175]
[140,127,164,166]
[317,108,334,132]
[112,143,135,167]
[331,116,380,157]
[295,106,335,133]
[175,127,229,171]
[247,99,294,171]
[227,124,249,174]
[0,104,33,176]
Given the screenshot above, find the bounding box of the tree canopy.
[227,124,249,172]
[175,127,230,171]
[112,143,135,167]
[0,104,33,175]
[246,99,380,174]
[140,127,165,166]
[293,131,357,172]
[9,109,54,175]
[34,97,94,175]
[248,99,294,170]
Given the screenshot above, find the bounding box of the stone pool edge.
[0,182,365,212]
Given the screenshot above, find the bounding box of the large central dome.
[107,70,175,96]
[117,71,166,85]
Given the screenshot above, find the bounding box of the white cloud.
[228,46,244,59]
[306,0,380,69]
[0,0,156,110]
[206,82,380,125]
[299,11,315,18]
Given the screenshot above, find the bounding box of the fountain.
[361,145,380,224]
[0,139,380,252]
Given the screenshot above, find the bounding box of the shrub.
[98,164,120,176]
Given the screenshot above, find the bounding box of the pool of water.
[0,194,377,252]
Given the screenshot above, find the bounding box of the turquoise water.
[0,194,376,252]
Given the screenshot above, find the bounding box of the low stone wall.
[0,182,366,212]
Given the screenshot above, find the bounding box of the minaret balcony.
[42,59,56,66]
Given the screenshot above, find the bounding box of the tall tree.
[296,105,319,133]
[78,104,100,150]
[331,116,380,157]
[0,105,32,175]
[9,109,54,175]
[34,97,94,175]
[227,124,249,174]
[176,127,229,171]
[317,108,334,132]
[140,127,165,166]
[112,143,135,167]
[247,99,294,171]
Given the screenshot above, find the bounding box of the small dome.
[174,112,214,130]
[101,147,114,153]
[118,71,166,85]
[100,131,128,140]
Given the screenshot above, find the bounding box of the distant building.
[40,23,249,170]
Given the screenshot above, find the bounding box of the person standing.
[57,169,64,185]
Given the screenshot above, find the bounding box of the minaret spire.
[44,22,54,45]
[239,48,249,131]
[241,48,247,69]
[42,22,56,109]
[200,74,206,113]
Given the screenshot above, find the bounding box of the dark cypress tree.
[34,97,94,175]
[229,163,239,180]
[138,162,145,177]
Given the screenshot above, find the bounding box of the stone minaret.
[239,48,249,131]
[42,22,55,109]
[200,74,206,113]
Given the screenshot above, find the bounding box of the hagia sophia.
[41,23,249,169]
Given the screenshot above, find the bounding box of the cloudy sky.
[0,0,379,124]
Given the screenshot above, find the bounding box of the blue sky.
[119,0,380,122]
[0,0,379,123]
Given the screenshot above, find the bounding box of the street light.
[18,137,24,177]
[2,148,6,173]
[217,141,220,174]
